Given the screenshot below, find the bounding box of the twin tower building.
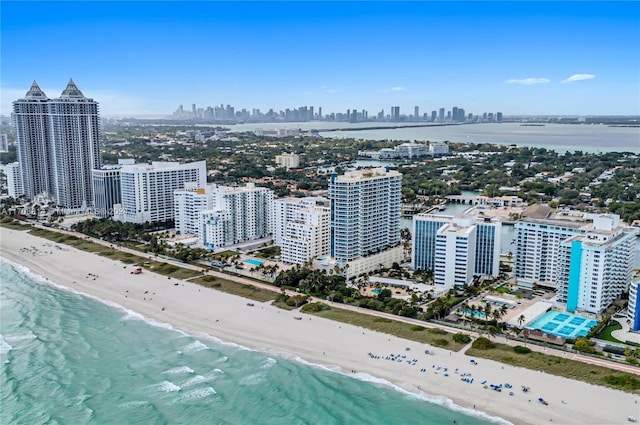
[12,80,101,210]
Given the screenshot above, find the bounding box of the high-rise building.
[556,215,637,315]
[272,197,330,264]
[92,159,135,218]
[412,214,501,289]
[275,153,300,169]
[514,214,637,314]
[114,161,206,224]
[452,107,458,122]
[414,106,419,121]
[0,134,8,152]
[324,167,403,278]
[391,106,400,122]
[438,108,445,122]
[174,184,214,236]
[496,112,503,122]
[434,215,477,289]
[513,218,585,288]
[200,183,274,248]
[628,279,640,332]
[12,80,102,209]
[4,162,23,199]
[431,111,437,122]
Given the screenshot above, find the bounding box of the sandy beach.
[1,227,638,424]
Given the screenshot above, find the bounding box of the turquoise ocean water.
[0,258,499,425]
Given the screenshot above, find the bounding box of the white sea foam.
[155,381,181,393]
[260,357,277,370]
[119,400,149,408]
[350,371,513,425]
[183,340,209,353]
[239,372,265,386]
[164,366,195,375]
[4,332,37,342]
[179,387,216,401]
[213,368,224,374]
[181,375,207,387]
[0,335,13,354]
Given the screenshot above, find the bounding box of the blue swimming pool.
[244,259,265,266]
[371,289,381,295]
[460,309,487,319]
[526,311,596,338]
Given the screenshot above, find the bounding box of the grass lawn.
[192,276,278,302]
[0,219,32,231]
[305,305,468,351]
[466,342,640,393]
[596,322,623,343]
[148,262,202,280]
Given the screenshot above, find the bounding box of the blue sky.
[2,1,639,116]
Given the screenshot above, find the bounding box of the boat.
[628,416,637,423]
[132,267,142,275]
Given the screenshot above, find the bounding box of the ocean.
[0,259,498,425]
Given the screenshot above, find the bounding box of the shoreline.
[2,227,638,424]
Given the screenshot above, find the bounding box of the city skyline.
[2,1,639,116]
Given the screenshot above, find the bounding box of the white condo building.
[272,197,330,264]
[556,215,637,315]
[434,215,478,289]
[114,161,206,224]
[174,184,213,236]
[12,80,101,209]
[412,213,501,289]
[274,153,300,169]
[317,167,402,279]
[173,183,274,251]
[513,217,586,288]
[5,162,23,199]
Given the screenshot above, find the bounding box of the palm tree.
[517,314,527,346]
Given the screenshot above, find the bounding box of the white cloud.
[326,89,338,93]
[561,74,595,83]
[505,78,550,85]
[391,86,406,91]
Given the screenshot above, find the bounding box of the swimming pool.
[460,309,487,319]
[244,259,265,266]
[526,311,596,338]
[371,289,381,295]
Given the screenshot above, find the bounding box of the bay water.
[0,259,498,425]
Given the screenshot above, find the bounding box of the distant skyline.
[2,1,639,117]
